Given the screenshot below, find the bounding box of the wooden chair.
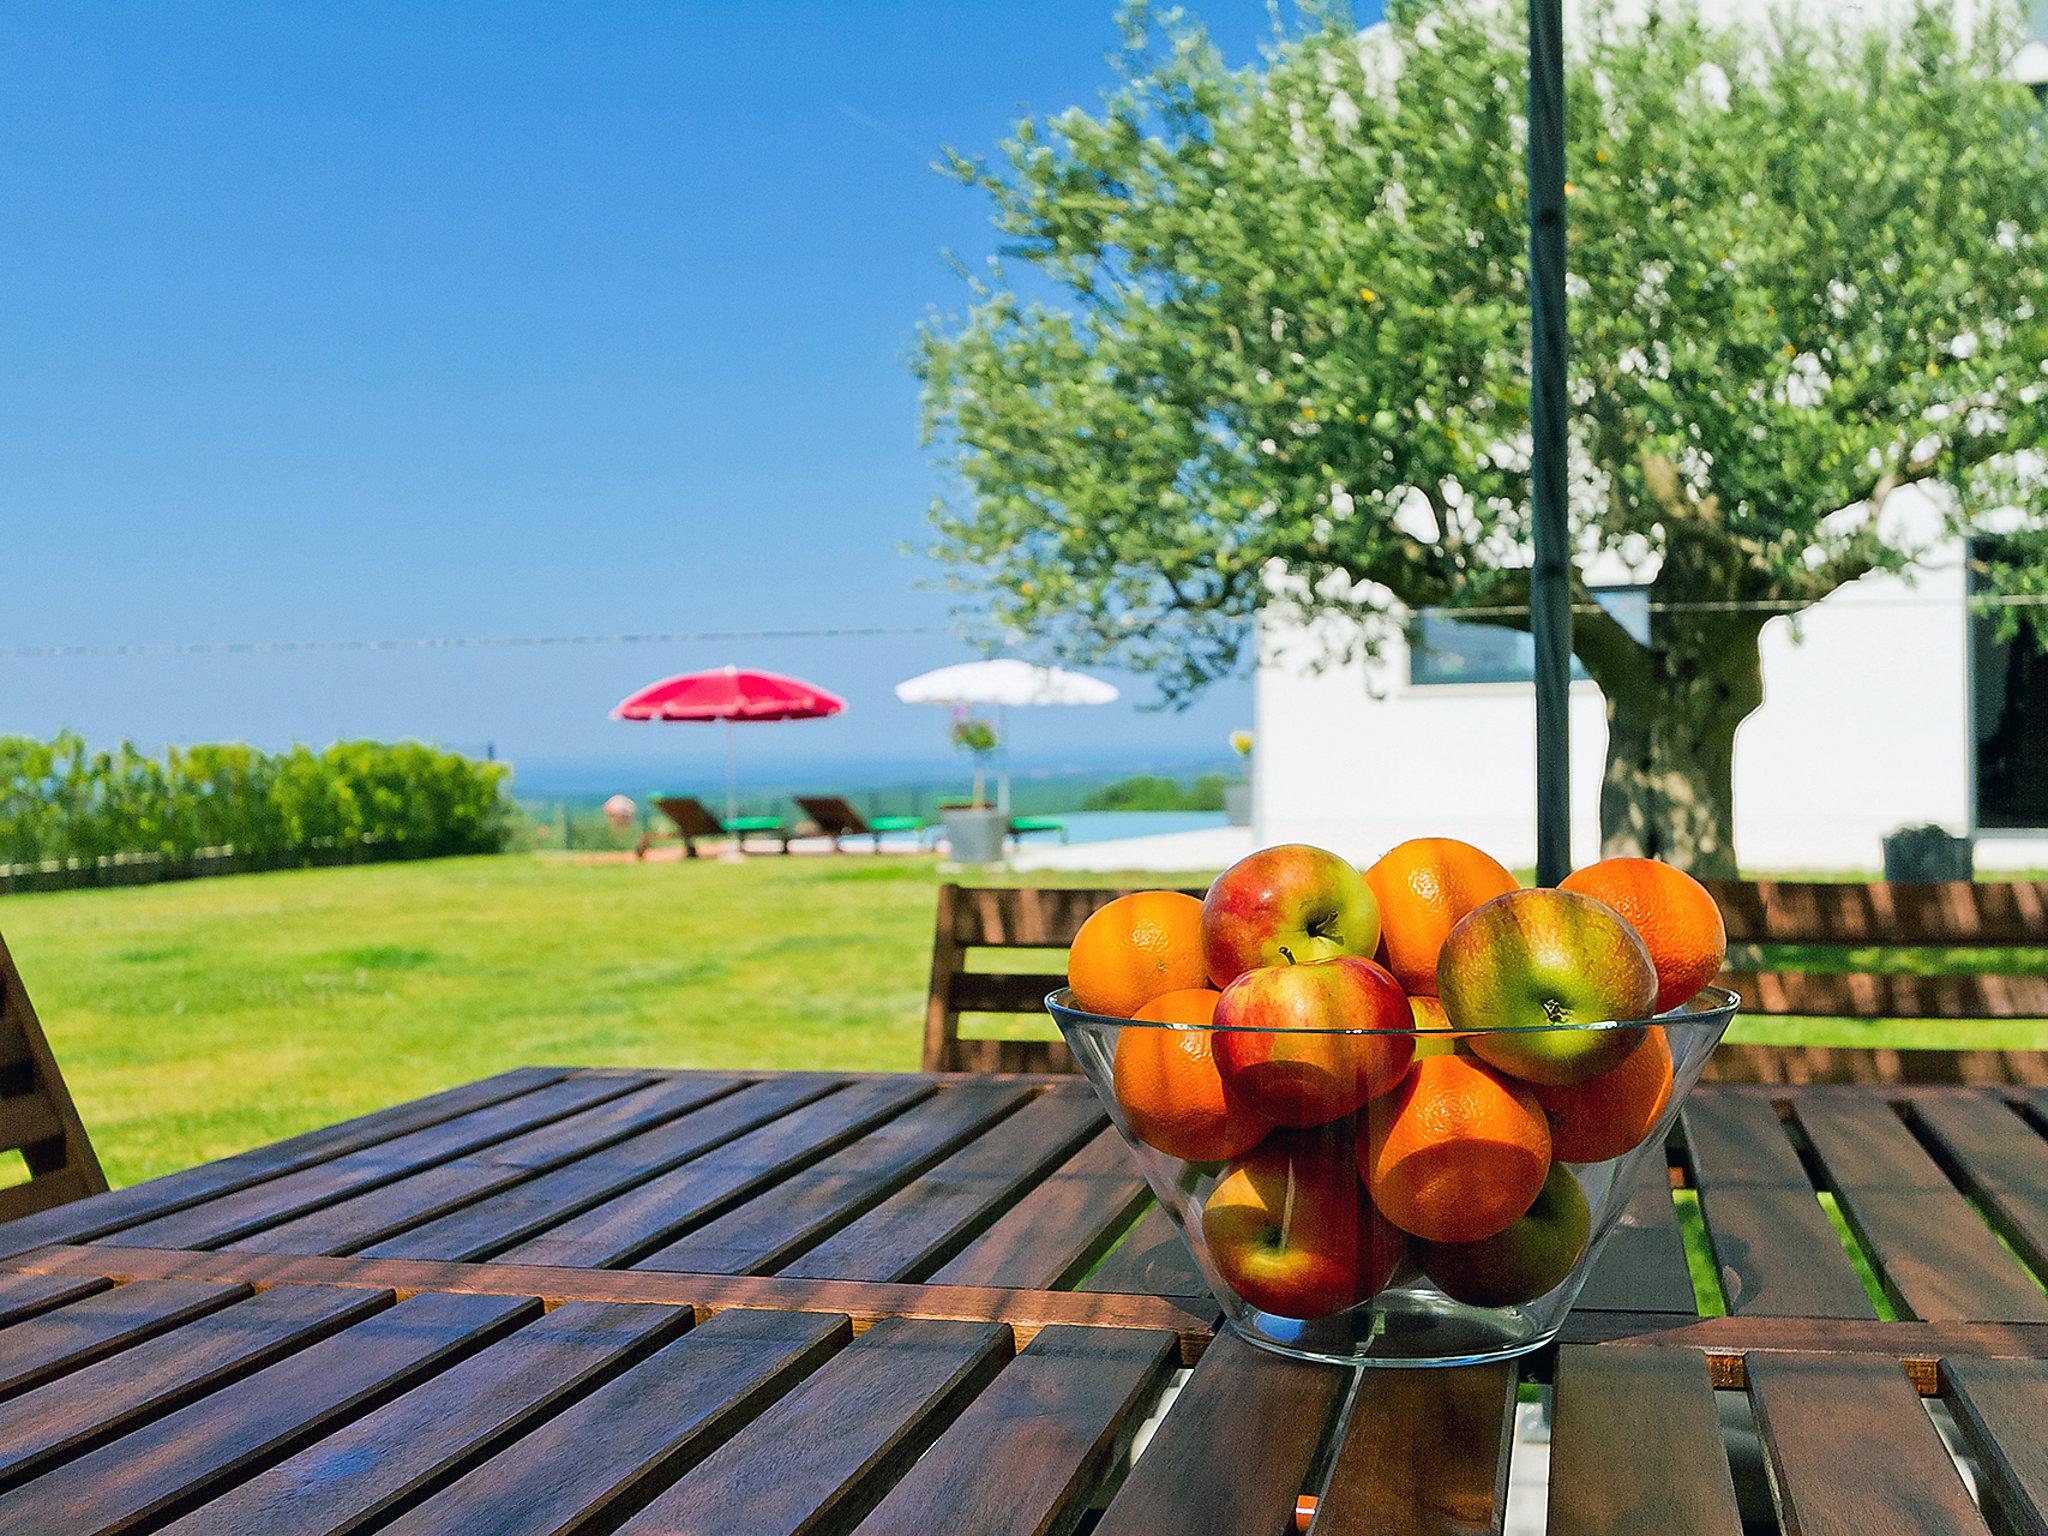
[922,883,1203,1073]
[792,797,926,852]
[921,879,2048,1085]
[1702,878,2048,1085]
[0,929,105,1221]
[634,796,793,859]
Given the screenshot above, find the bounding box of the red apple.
[1200,1132,1404,1319]
[1202,844,1381,987]
[1213,956,1415,1126]
[1436,888,1657,1085]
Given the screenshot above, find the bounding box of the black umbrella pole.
[1528,0,1572,887]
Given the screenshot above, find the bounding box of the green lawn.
[5,851,2044,1191]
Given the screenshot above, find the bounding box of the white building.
[1255,485,2048,873]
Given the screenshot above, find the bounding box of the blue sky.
[0,2,1330,797]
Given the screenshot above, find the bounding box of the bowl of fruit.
[1048,839,1735,1367]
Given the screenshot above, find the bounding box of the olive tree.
[918,0,2048,874]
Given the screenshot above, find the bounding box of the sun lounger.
[792,796,926,851]
[636,796,793,858]
[1007,814,1067,845]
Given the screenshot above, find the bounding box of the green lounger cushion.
[1008,816,1065,832]
[723,816,785,832]
[868,816,924,831]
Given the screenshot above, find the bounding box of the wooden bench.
[0,930,104,1221]
[921,879,2048,1084]
[1702,877,2048,1085]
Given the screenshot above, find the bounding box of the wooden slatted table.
[1,1067,2045,1533]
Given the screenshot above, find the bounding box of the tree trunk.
[1586,619,1767,878]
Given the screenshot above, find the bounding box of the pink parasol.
[611,665,845,828]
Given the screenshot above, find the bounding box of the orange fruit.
[1529,1027,1674,1164]
[1360,1055,1551,1243]
[1112,989,1272,1162]
[1067,891,1208,1018]
[1365,838,1520,996]
[1559,858,1727,1013]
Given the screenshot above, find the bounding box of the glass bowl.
[1050,984,1736,1367]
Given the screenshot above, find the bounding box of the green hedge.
[0,733,513,871]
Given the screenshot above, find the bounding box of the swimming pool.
[1041,811,1229,845]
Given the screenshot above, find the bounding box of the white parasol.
[895,660,1119,811]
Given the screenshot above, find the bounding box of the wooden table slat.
[850,1324,1176,1536]
[1092,1329,1347,1536]
[1571,1153,1698,1315]
[1747,1352,1993,1536]
[1942,1357,2048,1536]
[0,1289,532,1536]
[377,1306,849,1536]
[0,1284,391,1488]
[1080,1204,1211,1299]
[1792,1096,2048,1323]
[927,1125,1152,1292]
[359,1073,841,1262]
[779,1086,1106,1282]
[103,1075,653,1252]
[631,1081,1037,1276]
[1305,1360,1517,1535]
[492,1076,934,1270]
[221,1074,747,1257]
[0,1068,573,1261]
[0,1279,250,1398]
[0,1270,109,1327]
[614,1316,1013,1535]
[155,1299,694,1536]
[1911,1097,2048,1278]
[1683,1096,1879,1319]
[1546,1345,1744,1536]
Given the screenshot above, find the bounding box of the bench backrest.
[0,930,105,1220]
[922,879,2048,1085]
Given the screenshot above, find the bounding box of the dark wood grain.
[0,1289,531,1535]
[849,1324,1175,1536]
[1080,1205,1211,1299]
[1793,1095,2048,1322]
[1092,1329,1346,1536]
[615,1316,1013,1535]
[1716,969,2048,1022]
[1910,1095,2048,1277]
[494,1076,934,1270]
[779,1086,1105,1282]
[1305,1361,1516,1535]
[0,1270,108,1326]
[1746,1352,1991,1536]
[0,1279,248,1396]
[104,1074,649,1251]
[632,1082,1036,1276]
[361,1074,840,1261]
[221,1074,744,1257]
[0,928,108,1220]
[155,1299,693,1536]
[1942,1357,2048,1536]
[1572,1151,1697,1314]
[927,1126,1150,1291]
[1546,1346,1743,1536]
[0,1068,571,1260]
[1704,878,2048,946]
[1682,1095,1877,1319]
[377,1306,850,1536]
[0,1244,1218,1361]
[0,1284,390,1487]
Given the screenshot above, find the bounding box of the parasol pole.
[1529,0,1572,886]
[722,717,738,828]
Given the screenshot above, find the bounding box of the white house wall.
[1254,515,2048,874]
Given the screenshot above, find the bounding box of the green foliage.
[949,715,1001,758]
[919,0,2048,684]
[1082,772,1231,811]
[0,731,512,870]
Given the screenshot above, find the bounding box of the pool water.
[1041,811,1228,845]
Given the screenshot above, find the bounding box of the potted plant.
[1225,730,1254,827]
[939,712,1007,863]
